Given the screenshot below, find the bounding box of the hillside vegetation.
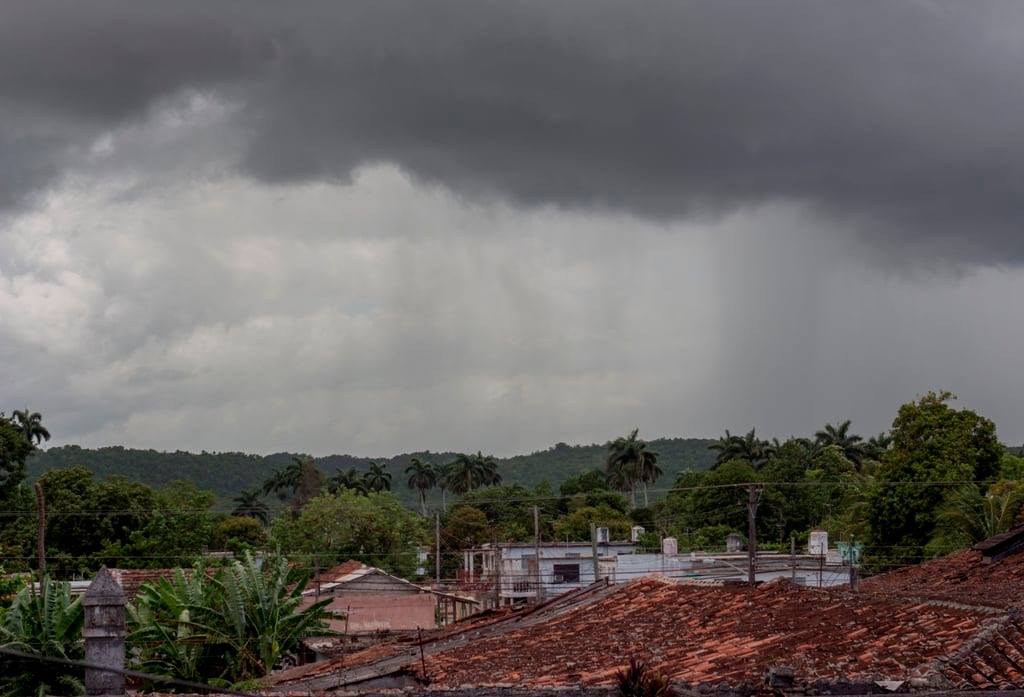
[27,438,716,507]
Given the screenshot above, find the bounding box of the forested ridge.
[26,438,716,507]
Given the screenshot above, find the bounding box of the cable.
[0,646,261,697]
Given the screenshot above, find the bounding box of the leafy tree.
[553,504,632,542]
[10,409,50,446]
[0,577,84,696]
[271,490,426,576]
[559,469,610,497]
[675,523,742,552]
[661,460,756,536]
[128,553,332,684]
[866,391,1003,567]
[0,415,33,500]
[107,481,217,570]
[443,506,490,548]
[566,489,631,515]
[212,516,268,554]
[1001,451,1024,481]
[405,457,436,515]
[448,485,544,542]
[364,462,392,492]
[231,489,269,525]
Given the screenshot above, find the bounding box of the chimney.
[808,530,828,556]
[726,533,743,553]
[662,537,678,555]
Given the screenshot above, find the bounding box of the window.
[552,563,581,584]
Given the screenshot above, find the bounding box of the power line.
[0,646,261,697]
[0,478,997,517]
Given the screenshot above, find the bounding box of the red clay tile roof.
[273,577,1023,691]
[422,579,989,689]
[861,548,1024,609]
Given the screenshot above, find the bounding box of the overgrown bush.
[616,657,671,697]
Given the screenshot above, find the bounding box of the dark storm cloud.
[4,1,1024,262]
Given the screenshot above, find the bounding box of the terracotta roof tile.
[862,547,1024,609]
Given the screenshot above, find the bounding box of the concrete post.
[83,567,125,696]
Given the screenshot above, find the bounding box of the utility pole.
[533,506,543,603]
[747,484,761,587]
[591,523,601,584]
[493,540,502,609]
[435,512,441,585]
[34,482,46,580]
[790,536,796,581]
[849,536,859,591]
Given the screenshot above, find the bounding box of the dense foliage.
[128,552,332,686]
[28,439,717,508]
[0,578,84,696]
[270,490,427,577]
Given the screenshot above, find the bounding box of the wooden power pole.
[747,484,761,587]
[590,523,601,583]
[435,512,441,585]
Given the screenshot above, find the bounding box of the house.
[460,533,849,605]
[269,525,1024,693]
[301,561,477,640]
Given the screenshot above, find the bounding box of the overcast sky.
[2,1,1024,456]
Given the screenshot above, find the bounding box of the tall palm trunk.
[642,481,649,508]
[441,487,447,512]
[420,490,427,516]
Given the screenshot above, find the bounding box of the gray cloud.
[3,2,1024,456]
[3,1,1024,263]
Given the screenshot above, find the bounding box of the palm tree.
[475,451,500,486]
[448,453,478,495]
[435,461,454,512]
[708,428,774,469]
[447,452,500,495]
[262,460,301,501]
[815,420,866,466]
[405,457,436,515]
[328,467,368,495]
[364,462,392,492]
[938,484,1024,547]
[11,408,49,446]
[863,432,893,461]
[262,456,322,508]
[231,489,270,525]
[606,429,660,507]
[708,429,738,467]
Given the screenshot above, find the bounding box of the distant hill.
[26,438,716,508]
